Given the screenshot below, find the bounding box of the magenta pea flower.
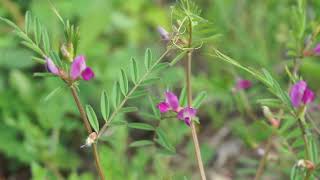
[313,43,320,55]
[70,56,95,81]
[157,91,181,113]
[157,91,198,126]
[177,107,197,126]
[235,79,252,90]
[45,55,95,81]
[289,80,315,107]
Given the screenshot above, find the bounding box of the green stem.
[186,17,206,180]
[70,86,105,180]
[97,49,170,138]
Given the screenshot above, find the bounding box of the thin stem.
[297,116,313,180]
[70,86,105,180]
[254,135,273,180]
[98,49,170,138]
[185,17,206,180]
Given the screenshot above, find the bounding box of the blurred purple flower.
[157,91,181,113]
[157,26,170,41]
[313,43,320,55]
[70,56,95,81]
[290,80,315,107]
[177,107,197,126]
[235,79,252,90]
[46,58,59,75]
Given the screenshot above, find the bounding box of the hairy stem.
[254,135,273,180]
[98,49,170,138]
[185,17,206,180]
[70,86,105,180]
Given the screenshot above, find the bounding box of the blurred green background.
[1,0,320,179]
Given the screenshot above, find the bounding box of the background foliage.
[1,0,320,179]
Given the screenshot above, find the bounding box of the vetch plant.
[0,5,175,179]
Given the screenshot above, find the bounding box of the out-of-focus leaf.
[128,123,155,131]
[129,140,154,147]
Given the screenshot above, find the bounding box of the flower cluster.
[157,91,197,126]
[289,80,315,108]
[46,55,95,82]
[313,44,320,56]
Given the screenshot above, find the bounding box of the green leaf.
[32,56,45,64]
[110,120,127,126]
[129,140,154,147]
[25,11,32,34]
[179,87,187,106]
[34,18,42,45]
[42,29,50,54]
[119,69,129,95]
[129,89,148,99]
[119,107,138,113]
[85,105,99,133]
[144,48,152,70]
[33,72,55,77]
[149,96,160,118]
[42,86,62,102]
[0,17,21,31]
[100,90,110,121]
[156,128,175,153]
[130,57,139,83]
[21,41,43,57]
[128,123,155,131]
[141,77,160,86]
[193,91,207,108]
[153,62,169,72]
[111,82,121,108]
[170,50,187,66]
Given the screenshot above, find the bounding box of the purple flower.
[290,80,315,107]
[177,107,197,126]
[157,26,170,41]
[46,58,59,75]
[70,55,95,81]
[235,79,252,90]
[157,91,181,113]
[313,43,320,55]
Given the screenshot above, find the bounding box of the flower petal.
[157,26,170,41]
[290,81,307,107]
[81,67,95,81]
[236,79,252,90]
[157,102,170,113]
[46,58,59,75]
[314,43,320,55]
[184,107,197,118]
[165,91,180,112]
[177,109,184,120]
[302,88,315,105]
[184,117,191,126]
[70,55,87,80]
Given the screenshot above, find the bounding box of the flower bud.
[80,132,97,148]
[61,43,74,62]
[262,106,273,120]
[262,106,280,128]
[297,159,315,170]
[157,26,170,41]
